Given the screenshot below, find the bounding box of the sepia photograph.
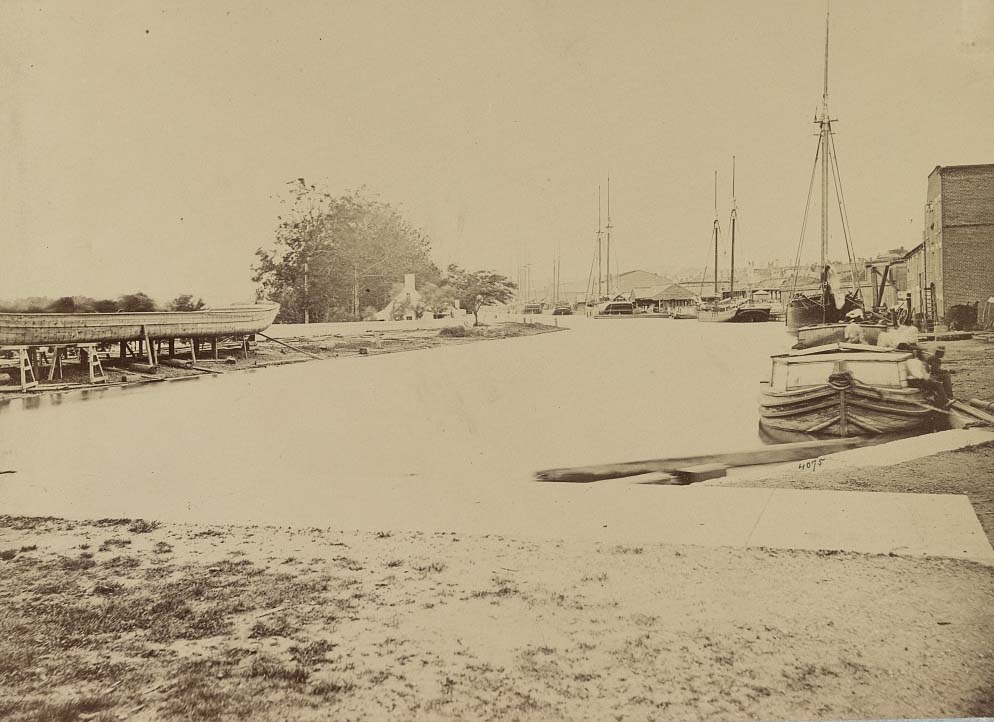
[2,1,994,720]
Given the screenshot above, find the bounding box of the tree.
[169,294,206,312]
[253,181,440,323]
[442,265,516,325]
[117,292,158,312]
[419,281,457,318]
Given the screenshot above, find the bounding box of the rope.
[828,131,862,299]
[788,139,823,304]
[828,370,853,390]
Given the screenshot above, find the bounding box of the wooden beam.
[535,437,892,483]
[255,332,323,360]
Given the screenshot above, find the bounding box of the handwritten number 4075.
[798,457,825,472]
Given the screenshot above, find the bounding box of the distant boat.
[0,303,280,346]
[594,298,635,317]
[759,343,939,438]
[697,159,772,324]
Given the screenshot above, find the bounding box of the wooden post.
[120,341,127,360]
[142,326,155,367]
[211,336,218,360]
[189,338,197,363]
[168,339,175,358]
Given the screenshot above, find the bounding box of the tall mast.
[606,176,612,297]
[713,170,719,298]
[819,9,830,272]
[597,186,603,300]
[730,156,736,296]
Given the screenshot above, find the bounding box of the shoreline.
[0,321,563,404]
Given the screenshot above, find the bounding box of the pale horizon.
[3,0,993,305]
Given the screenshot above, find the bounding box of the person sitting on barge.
[906,346,952,409]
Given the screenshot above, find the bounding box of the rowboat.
[759,343,939,438]
[0,303,280,346]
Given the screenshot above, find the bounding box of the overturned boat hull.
[0,303,280,346]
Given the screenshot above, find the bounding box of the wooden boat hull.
[786,294,862,333]
[0,303,280,345]
[759,382,935,437]
[698,305,772,323]
[795,322,887,349]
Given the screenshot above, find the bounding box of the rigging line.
[788,138,824,302]
[699,219,723,301]
[828,131,862,297]
[585,236,599,303]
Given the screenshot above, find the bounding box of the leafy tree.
[441,265,516,325]
[47,296,78,313]
[419,281,457,318]
[93,299,120,312]
[169,294,206,312]
[117,292,158,312]
[253,181,440,323]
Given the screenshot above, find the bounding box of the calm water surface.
[0,317,794,528]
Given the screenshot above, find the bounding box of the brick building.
[906,164,994,325]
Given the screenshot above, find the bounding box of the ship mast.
[606,176,613,297]
[713,170,719,298]
[597,185,603,301]
[819,10,831,279]
[730,156,737,296]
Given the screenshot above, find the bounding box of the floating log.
[256,332,323,360]
[127,363,157,374]
[161,359,192,370]
[535,437,891,483]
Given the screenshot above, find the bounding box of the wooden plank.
[256,332,323,360]
[534,437,890,483]
[950,400,994,425]
[672,464,727,484]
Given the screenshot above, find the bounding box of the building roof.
[929,163,994,177]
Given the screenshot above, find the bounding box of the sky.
[2,0,993,304]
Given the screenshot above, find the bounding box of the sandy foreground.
[2,516,993,722]
[2,333,994,721]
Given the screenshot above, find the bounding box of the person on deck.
[905,346,952,408]
[922,345,953,400]
[844,310,867,344]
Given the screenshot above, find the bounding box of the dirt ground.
[0,322,561,396]
[2,517,993,722]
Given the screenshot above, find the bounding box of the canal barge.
[759,343,938,438]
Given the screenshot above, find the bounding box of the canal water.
[0,318,794,529]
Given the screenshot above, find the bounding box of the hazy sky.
[3,0,993,303]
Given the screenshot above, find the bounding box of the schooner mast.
[786,8,863,331]
[605,176,613,298]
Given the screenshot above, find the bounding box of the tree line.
[252,181,516,325]
[0,293,205,314]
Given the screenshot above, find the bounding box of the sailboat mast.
[597,186,603,300]
[713,170,719,298]
[606,176,612,297]
[730,156,736,296]
[819,10,830,272]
